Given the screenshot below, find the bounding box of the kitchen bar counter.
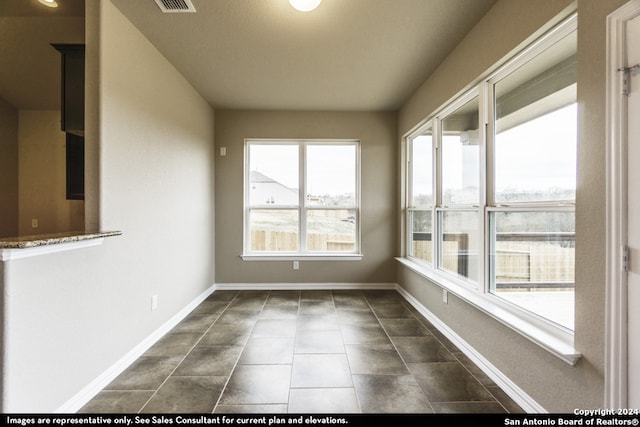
[0,231,122,260]
[0,231,122,249]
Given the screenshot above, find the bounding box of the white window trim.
[401,11,581,365]
[406,122,436,266]
[243,139,362,259]
[241,254,364,262]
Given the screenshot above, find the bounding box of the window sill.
[241,254,363,261]
[395,257,582,366]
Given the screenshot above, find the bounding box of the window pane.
[306,209,356,252]
[494,30,576,203]
[249,209,299,252]
[438,210,479,282]
[249,145,299,206]
[410,132,433,207]
[409,209,432,265]
[489,211,575,329]
[246,141,360,255]
[307,145,356,207]
[441,97,480,206]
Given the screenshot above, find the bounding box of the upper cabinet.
[52,43,85,200]
[52,44,85,136]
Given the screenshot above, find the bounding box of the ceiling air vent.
[153,0,196,13]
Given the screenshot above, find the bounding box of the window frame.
[401,12,580,365]
[407,123,435,266]
[436,88,485,286]
[484,15,577,329]
[242,139,362,261]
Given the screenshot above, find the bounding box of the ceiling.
[1,0,498,112]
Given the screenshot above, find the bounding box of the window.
[439,94,481,283]
[245,140,360,258]
[405,14,576,333]
[408,128,433,265]
[488,22,576,330]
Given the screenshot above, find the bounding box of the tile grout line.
[83,289,523,414]
[448,350,512,413]
[211,290,273,413]
[138,292,238,414]
[398,298,517,413]
[364,292,437,414]
[284,290,302,414]
[330,290,363,414]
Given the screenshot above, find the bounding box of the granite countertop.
[0,231,122,249]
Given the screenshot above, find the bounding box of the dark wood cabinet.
[52,43,85,200]
[51,44,85,135]
[65,133,84,200]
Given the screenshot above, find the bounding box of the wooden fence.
[251,230,355,252]
[411,232,575,288]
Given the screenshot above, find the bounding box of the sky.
[412,103,577,199]
[494,103,577,195]
[249,143,356,196]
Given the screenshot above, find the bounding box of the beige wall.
[397,0,627,412]
[0,0,215,412]
[214,110,397,284]
[0,106,84,238]
[574,0,627,379]
[17,110,84,236]
[0,98,18,238]
[1,0,628,413]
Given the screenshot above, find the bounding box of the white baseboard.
[57,283,217,413]
[213,282,397,291]
[395,286,546,413]
[58,282,392,413]
[58,281,542,414]
[219,281,544,412]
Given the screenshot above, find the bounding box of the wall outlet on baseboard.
[31,219,38,228]
[442,289,448,304]
[151,295,159,311]
[293,261,299,270]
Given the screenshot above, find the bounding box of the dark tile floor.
[79,289,525,414]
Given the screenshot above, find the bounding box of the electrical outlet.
[31,219,38,228]
[442,289,448,304]
[151,295,158,311]
[293,261,299,270]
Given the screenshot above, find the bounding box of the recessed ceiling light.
[289,0,322,12]
[38,0,59,8]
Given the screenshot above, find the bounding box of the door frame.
[605,0,640,409]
